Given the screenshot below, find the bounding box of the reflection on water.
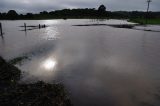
[42,58,57,71]
[0,35,5,45]
[42,20,59,25]
[44,26,59,40]
[1,19,160,106]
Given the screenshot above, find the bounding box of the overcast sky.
[0,0,160,13]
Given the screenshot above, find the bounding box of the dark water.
[1,19,160,106]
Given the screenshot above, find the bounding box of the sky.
[0,0,160,13]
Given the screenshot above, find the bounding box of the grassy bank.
[129,18,160,25]
[8,56,29,65]
[0,57,72,106]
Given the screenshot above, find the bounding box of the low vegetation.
[129,18,160,25]
[0,57,21,85]
[8,56,29,65]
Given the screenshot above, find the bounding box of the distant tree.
[97,5,107,17]
[49,11,54,14]
[2,13,7,19]
[7,10,18,19]
[98,5,106,12]
[40,11,48,15]
[0,13,2,19]
[25,13,34,19]
[19,14,25,19]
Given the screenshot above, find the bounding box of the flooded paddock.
[1,19,160,106]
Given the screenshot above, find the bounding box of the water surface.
[0,19,160,106]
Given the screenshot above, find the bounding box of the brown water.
[0,19,160,106]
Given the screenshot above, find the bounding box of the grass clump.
[0,57,21,85]
[129,18,160,25]
[0,81,72,106]
[8,56,29,65]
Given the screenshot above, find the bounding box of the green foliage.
[129,18,160,25]
[6,10,18,20]
[98,5,106,12]
[0,5,109,20]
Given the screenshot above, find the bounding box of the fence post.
[0,23,3,35]
[39,24,41,29]
[24,23,26,31]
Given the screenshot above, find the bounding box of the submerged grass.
[129,18,160,25]
[0,81,72,106]
[0,56,72,106]
[0,57,21,84]
[8,56,29,65]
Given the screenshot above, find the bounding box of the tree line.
[0,5,160,20]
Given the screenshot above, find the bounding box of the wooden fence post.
[24,23,27,31]
[0,22,3,35]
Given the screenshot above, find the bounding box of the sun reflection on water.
[43,20,60,25]
[42,58,57,71]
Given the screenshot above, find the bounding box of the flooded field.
[1,19,160,106]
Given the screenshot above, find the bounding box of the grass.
[0,81,72,106]
[0,57,72,106]
[129,18,160,25]
[0,57,21,84]
[8,56,29,65]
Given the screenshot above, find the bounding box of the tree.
[98,5,106,12]
[7,10,18,19]
[97,5,107,17]
[25,13,34,19]
[40,11,48,15]
[0,13,2,19]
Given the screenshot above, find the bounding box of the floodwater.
[1,19,160,106]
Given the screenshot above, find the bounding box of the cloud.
[0,0,159,13]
